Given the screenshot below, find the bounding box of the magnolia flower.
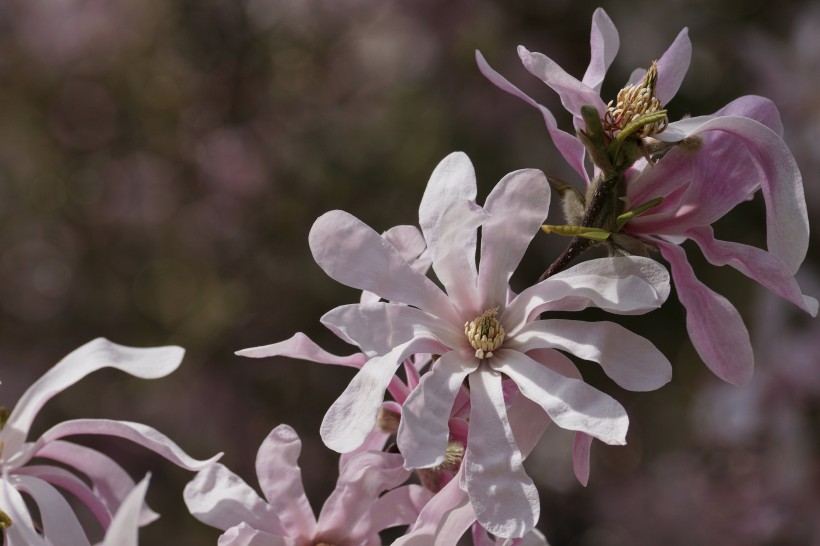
[478,7,817,385]
[184,424,432,545]
[271,152,671,537]
[0,338,221,545]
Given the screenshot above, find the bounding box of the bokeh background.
[1,0,818,544]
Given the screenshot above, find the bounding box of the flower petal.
[320,338,445,453]
[255,425,317,542]
[475,51,590,183]
[517,46,607,124]
[582,8,620,93]
[236,332,367,367]
[349,485,433,541]
[654,28,691,105]
[657,241,754,385]
[15,419,221,472]
[309,210,457,322]
[2,475,49,546]
[463,365,538,538]
[397,350,477,469]
[34,440,158,526]
[101,474,150,546]
[507,319,672,391]
[491,350,628,445]
[12,475,91,546]
[503,257,670,333]
[2,338,183,457]
[392,473,475,546]
[184,463,287,535]
[687,226,817,316]
[218,522,295,546]
[321,302,463,357]
[478,169,550,311]
[419,152,478,269]
[571,432,593,487]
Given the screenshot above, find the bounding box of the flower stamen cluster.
[603,61,668,138]
[464,307,505,359]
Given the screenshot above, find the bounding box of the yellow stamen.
[603,61,668,138]
[464,308,505,359]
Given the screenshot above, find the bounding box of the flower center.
[603,61,668,138]
[464,307,505,359]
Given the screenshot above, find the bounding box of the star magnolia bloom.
[184,424,432,546]
[0,338,221,545]
[478,7,817,385]
[298,152,672,537]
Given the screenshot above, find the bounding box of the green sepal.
[542,224,612,241]
[0,509,11,530]
[615,197,664,231]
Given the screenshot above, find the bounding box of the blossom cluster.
[0,7,814,545]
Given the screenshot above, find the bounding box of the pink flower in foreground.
[254,152,671,537]
[184,424,432,545]
[0,338,221,545]
[478,7,817,385]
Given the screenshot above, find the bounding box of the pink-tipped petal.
[478,169,551,310]
[463,365,538,538]
[309,210,457,323]
[658,241,754,385]
[475,51,590,182]
[582,8,620,93]
[320,338,444,453]
[255,425,317,542]
[101,474,150,546]
[517,46,607,123]
[397,350,477,469]
[2,338,184,456]
[688,226,817,315]
[507,319,672,391]
[492,350,628,445]
[12,475,91,546]
[654,28,691,105]
[572,432,593,487]
[236,332,367,367]
[183,463,287,535]
[17,419,221,472]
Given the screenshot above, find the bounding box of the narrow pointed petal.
[507,319,672,391]
[582,8,620,93]
[658,241,754,385]
[34,440,158,526]
[12,475,91,546]
[236,332,367,367]
[183,463,287,535]
[654,28,691,105]
[463,366,538,538]
[517,46,607,123]
[392,469,473,545]
[687,226,817,315]
[478,169,550,310]
[2,338,183,456]
[503,257,669,333]
[309,210,457,322]
[572,432,593,487]
[492,350,628,444]
[476,51,590,182]
[428,199,489,317]
[320,338,444,453]
[2,476,49,546]
[349,485,433,541]
[101,474,150,546]
[255,426,317,541]
[16,419,221,472]
[15,465,112,528]
[397,350,477,469]
[419,152,477,268]
[321,302,463,357]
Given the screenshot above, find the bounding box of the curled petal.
[491,350,628,445]
[398,350,477,469]
[463,366,538,538]
[478,169,550,311]
[12,475,91,546]
[507,319,672,391]
[236,332,367,367]
[572,432,593,487]
[657,241,754,385]
[2,338,184,457]
[654,28,691,105]
[255,425,317,542]
[2,475,49,546]
[582,8,620,93]
[349,485,433,541]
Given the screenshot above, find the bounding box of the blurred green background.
[1,0,818,543]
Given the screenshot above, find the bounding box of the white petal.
[101,474,150,546]
[236,332,367,367]
[582,8,620,93]
[12,475,91,546]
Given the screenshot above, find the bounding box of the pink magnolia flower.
[268,152,671,537]
[184,424,432,545]
[478,7,817,385]
[0,338,221,545]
